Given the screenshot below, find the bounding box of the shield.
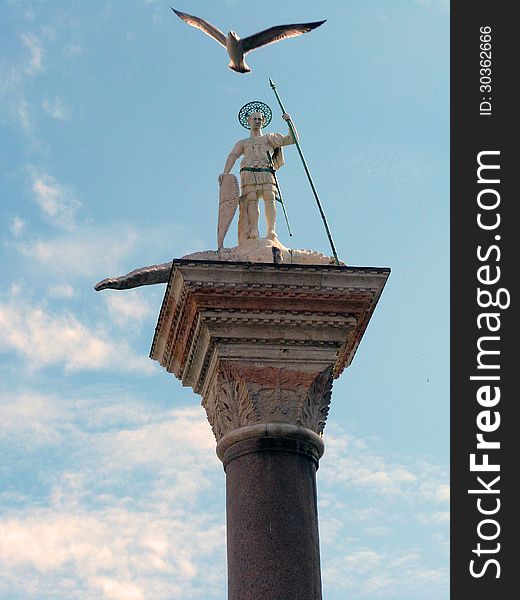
[218,173,239,249]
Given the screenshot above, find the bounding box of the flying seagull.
[171,7,326,73]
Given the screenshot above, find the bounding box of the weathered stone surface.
[149,259,389,600]
[150,259,389,440]
[182,237,339,266]
[225,434,323,600]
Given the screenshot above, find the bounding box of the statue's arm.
[282,112,299,144]
[222,141,243,175]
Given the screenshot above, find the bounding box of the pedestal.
[150,260,389,600]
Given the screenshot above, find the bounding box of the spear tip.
[269,77,276,89]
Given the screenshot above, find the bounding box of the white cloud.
[105,291,153,327]
[9,282,22,296]
[63,43,82,59]
[94,578,144,600]
[14,221,199,285]
[420,481,450,503]
[416,511,450,525]
[320,427,449,506]
[316,425,449,598]
[42,97,70,120]
[0,383,449,599]
[0,299,153,373]
[321,431,417,495]
[20,33,44,74]
[0,389,226,599]
[47,283,75,298]
[0,22,79,141]
[17,226,140,278]
[0,392,66,445]
[343,549,382,572]
[30,171,81,231]
[10,217,25,237]
[323,548,448,597]
[364,525,393,536]
[17,98,33,132]
[0,508,225,600]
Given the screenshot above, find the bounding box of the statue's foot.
[267,229,278,241]
[250,230,259,239]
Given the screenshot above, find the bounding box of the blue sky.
[0,1,449,598]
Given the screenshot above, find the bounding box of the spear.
[269,78,340,265]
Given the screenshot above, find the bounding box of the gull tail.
[229,61,251,73]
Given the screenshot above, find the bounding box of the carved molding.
[149,261,389,444]
[202,363,334,441]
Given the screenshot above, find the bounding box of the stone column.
[150,260,389,600]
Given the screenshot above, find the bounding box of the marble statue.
[219,101,295,247]
[171,8,326,74]
[94,100,341,292]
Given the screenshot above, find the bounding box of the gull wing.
[241,20,326,54]
[171,8,227,47]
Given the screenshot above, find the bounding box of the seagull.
[171,7,326,73]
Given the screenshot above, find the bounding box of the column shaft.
[224,436,322,600]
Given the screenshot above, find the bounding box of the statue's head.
[238,101,272,130]
[248,111,265,130]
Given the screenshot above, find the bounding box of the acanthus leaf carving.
[228,366,315,421]
[203,364,260,440]
[202,375,226,440]
[298,366,334,434]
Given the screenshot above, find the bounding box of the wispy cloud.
[16,226,140,278]
[0,391,67,445]
[10,217,25,238]
[0,19,77,140]
[416,511,450,525]
[105,291,153,328]
[0,389,225,599]
[0,299,153,373]
[14,221,199,282]
[316,424,449,598]
[0,507,225,600]
[16,98,34,132]
[323,548,447,597]
[320,430,418,496]
[0,385,449,599]
[30,170,81,231]
[20,33,44,75]
[319,426,450,516]
[47,283,75,298]
[420,480,450,503]
[42,97,70,120]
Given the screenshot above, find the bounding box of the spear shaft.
[266,151,292,237]
[269,78,340,265]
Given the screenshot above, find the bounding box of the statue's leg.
[237,198,249,245]
[264,191,277,240]
[246,192,260,239]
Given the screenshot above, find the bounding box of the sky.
[0,1,449,599]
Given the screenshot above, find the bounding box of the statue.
[95,86,342,293]
[218,101,295,248]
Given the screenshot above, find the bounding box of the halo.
[238,101,272,129]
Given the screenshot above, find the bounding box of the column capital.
[150,260,389,446]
